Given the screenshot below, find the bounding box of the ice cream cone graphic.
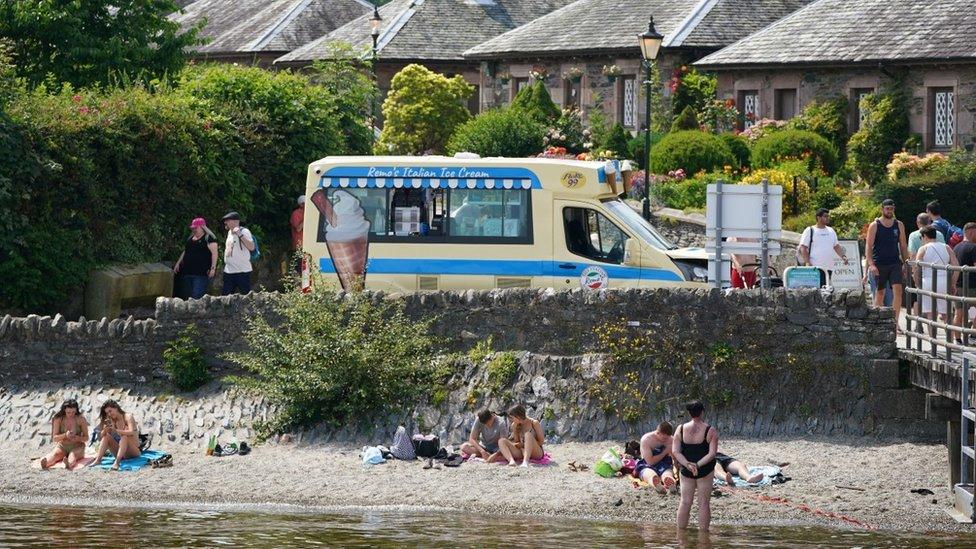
[310,189,370,291]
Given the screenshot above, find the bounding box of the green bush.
[671,106,700,131]
[650,131,735,175]
[874,152,976,223]
[812,184,844,211]
[828,194,880,239]
[162,324,210,391]
[751,129,840,175]
[787,96,849,152]
[228,289,436,435]
[671,68,716,117]
[720,133,750,168]
[847,92,909,184]
[653,178,708,210]
[627,133,665,170]
[376,64,474,154]
[602,123,631,159]
[447,109,545,158]
[1,63,351,313]
[487,352,518,392]
[510,80,560,124]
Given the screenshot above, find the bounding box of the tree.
[0,0,201,87]
[311,42,378,155]
[510,80,559,124]
[446,109,545,158]
[376,64,474,155]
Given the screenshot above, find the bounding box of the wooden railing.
[904,260,976,362]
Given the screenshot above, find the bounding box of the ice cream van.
[302,155,710,292]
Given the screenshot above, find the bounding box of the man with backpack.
[926,201,953,243]
[865,199,910,333]
[798,208,849,287]
[953,223,976,340]
[221,211,257,295]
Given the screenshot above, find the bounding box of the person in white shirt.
[798,208,849,287]
[220,211,255,295]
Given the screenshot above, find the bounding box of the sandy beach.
[0,436,966,533]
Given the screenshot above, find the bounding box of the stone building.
[463,0,811,130]
[274,0,573,114]
[171,0,371,66]
[695,0,976,152]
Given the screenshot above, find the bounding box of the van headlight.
[673,259,709,283]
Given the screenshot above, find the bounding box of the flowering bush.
[886,151,948,181]
[538,145,572,158]
[700,98,739,133]
[739,118,786,142]
[670,67,716,118]
[543,107,587,153]
[751,129,840,174]
[740,163,813,217]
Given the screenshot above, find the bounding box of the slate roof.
[696,0,976,68]
[276,0,574,65]
[172,0,371,56]
[463,0,813,59]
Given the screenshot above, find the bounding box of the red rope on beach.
[718,487,878,530]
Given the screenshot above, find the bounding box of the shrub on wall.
[510,80,560,124]
[649,130,735,175]
[846,92,909,184]
[162,324,210,391]
[787,96,849,152]
[751,129,840,175]
[446,108,544,158]
[376,64,474,154]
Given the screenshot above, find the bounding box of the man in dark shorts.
[954,223,976,341]
[865,199,909,334]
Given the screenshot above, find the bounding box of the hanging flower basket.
[498,72,511,84]
[565,67,584,83]
[529,67,548,81]
[602,64,621,84]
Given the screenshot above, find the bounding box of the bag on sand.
[390,425,416,460]
[412,434,440,459]
[594,448,624,478]
[362,446,386,466]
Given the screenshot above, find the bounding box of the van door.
[553,200,639,290]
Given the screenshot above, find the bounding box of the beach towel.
[93,450,170,471]
[460,452,554,466]
[713,465,781,487]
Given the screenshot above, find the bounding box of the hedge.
[0,64,356,313]
[874,155,976,224]
[751,129,840,175]
[649,130,735,175]
[446,108,545,158]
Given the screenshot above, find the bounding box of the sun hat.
[189,217,207,229]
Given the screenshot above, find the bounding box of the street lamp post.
[637,17,664,221]
[369,4,382,140]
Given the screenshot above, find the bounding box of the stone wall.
[0,287,940,443]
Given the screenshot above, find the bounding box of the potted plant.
[497,71,511,85]
[529,66,548,81]
[565,67,584,83]
[602,64,621,83]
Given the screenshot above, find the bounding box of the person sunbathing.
[89,400,141,470]
[460,408,509,461]
[634,421,676,494]
[41,399,90,470]
[715,452,763,484]
[496,404,544,467]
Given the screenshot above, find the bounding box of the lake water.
[0,503,967,548]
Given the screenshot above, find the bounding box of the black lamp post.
[637,17,664,220]
[369,4,382,140]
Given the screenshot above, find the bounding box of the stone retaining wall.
[0,288,940,443]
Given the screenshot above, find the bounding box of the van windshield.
[602,199,677,250]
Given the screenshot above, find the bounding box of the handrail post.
[931,264,938,358]
[906,260,913,350]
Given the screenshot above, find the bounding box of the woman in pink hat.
[174,217,219,299]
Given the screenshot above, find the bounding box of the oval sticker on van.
[580,266,609,290]
[561,171,586,189]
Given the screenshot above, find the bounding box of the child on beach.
[40,399,90,470]
[497,404,544,467]
[634,421,676,494]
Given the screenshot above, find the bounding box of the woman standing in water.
[89,400,141,470]
[41,399,89,470]
[672,400,718,532]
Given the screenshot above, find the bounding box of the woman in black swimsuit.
[672,400,718,531]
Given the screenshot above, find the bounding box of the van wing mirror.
[623,238,640,266]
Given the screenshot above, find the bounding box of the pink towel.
[461,452,554,466]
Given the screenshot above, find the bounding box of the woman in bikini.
[672,400,719,532]
[496,404,544,467]
[41,399,90,470]
[89,400,141,470]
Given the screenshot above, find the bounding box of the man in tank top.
[865,199,909,333]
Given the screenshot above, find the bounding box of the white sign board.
[828,241,863,290]
[705,183,783,240]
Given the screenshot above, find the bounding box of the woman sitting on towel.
[497,404,544,467]
[89,400,141,470]
[41,399,90,470]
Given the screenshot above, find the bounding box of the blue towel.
[713,465,780,487]
[95,450,169,471]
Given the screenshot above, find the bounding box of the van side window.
[449,188,529,239]
[563,207,627,264]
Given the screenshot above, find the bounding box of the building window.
[467,85,480,114]
[564,78,582,108]
[619,76,638,128]
[511,77,529,101]
[774,88,797,120]
[849,88,874,133]
[737,90,759,130]
[931,87,955,149]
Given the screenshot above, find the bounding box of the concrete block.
[867,359,900,389]
[925,393,958,422]
[85,263,174,321]
[872,388,928,419]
